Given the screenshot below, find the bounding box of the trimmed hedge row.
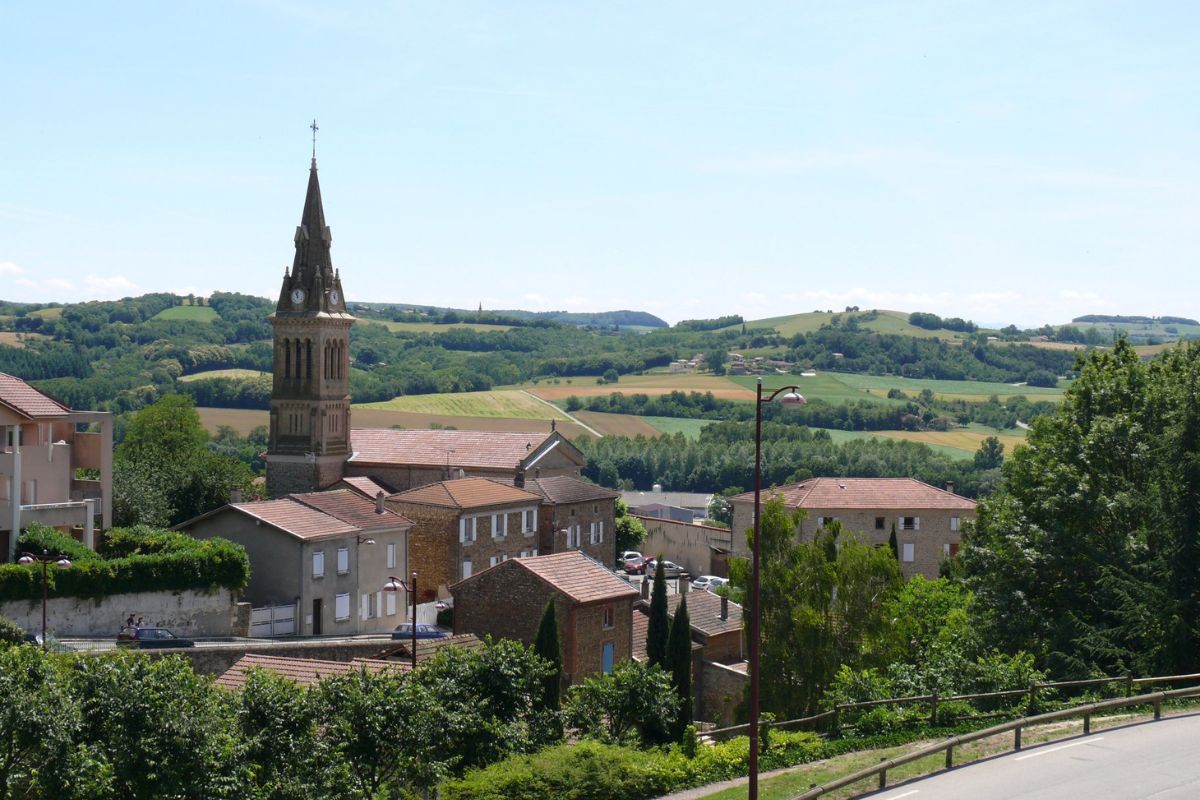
[0,525,249,601]
[443,723,987,800]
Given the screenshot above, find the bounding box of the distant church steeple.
[266,130,355,498]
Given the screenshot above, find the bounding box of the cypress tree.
[533,596,562,713]
[646,556,669,667]
[666,593,693,739]
[889,523,899,561]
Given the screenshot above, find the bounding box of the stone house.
[729,477,977,579]
[451,551,638,684]
[344,427,586,492]
[523,474,619,567]
[0,372,112,559]
[388,477,544,601]
[177,489,412,635]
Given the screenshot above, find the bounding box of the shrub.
[0,614,25,645]
[16,524,98,563]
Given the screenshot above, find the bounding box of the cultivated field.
[0,332,50,348]
[570,411,661,438]
[360,319,513,333]
[729,373,908,405]
[179,369,268,382]
[817,426,1027,459]
[524,373,755,401]
[196,406,592,440]
[356,389,571,421]
[152,305,219,322]
[831,372,1065,401]
[642,416,712,439]
[28,307,63,319]
[729,309,971,340]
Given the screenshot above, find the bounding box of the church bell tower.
[266,150,355,497]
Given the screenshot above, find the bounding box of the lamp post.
[17,549,72,651]
[749,379,805,800]
[383,572,418,670]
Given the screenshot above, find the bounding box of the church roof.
[348,428,577,471]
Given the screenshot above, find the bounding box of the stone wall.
[1,588,238,638]
[639,517,733,577]
[570,599,633,681]
[700,660,748,726]
[389,502,458,600]
[538,498,617,567]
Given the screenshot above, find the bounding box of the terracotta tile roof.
[0,373,70,419]
[214,653,406,690]
[391,477,541,510]
[669,591,743,638]
[730,478,976,511]
[231,499,359,540]
[512,551,638,605]
[349,428,555,470]
[338,476,392,499]
[382,633,484,662]
[291,489,412,530]
[525,476,619,505]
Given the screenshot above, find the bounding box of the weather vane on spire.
[310,119,319,159]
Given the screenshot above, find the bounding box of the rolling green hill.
[728,309,972,339]
[152,305,219,322]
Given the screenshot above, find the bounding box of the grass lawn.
[28,307,63,319]
[832,372,1065,401]
[728,373,907,406]
[356,389,572,420]
[179,368,268,382]
[360,319,513,333]
[152,305,219,322]
[522,373,754,401]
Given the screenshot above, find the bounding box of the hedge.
[0,525,249,601]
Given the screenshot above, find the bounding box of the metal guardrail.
[793,684,1200,799]
[702,671,1200,742]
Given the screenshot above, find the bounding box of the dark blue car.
[391,623,446,640]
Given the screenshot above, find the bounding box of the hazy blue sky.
[4,2,1197,326]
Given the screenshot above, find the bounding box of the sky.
[3,1,1198,327]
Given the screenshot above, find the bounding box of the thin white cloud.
[46,278,74,290]
[15,278,36,288]
[84,275,139,296]
[0,261,25,275]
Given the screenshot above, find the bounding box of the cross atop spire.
[310,119,319,160]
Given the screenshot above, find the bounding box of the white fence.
[250,603,297,637]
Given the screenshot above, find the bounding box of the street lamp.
[17,549,72,651]
[383,572,418,670]
[749,379,805,800]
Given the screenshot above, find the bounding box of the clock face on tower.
[291,288,306,305]
[329,290,340,305]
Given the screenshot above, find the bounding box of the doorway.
[312,598,323,635]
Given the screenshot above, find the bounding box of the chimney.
[678,576,689,594]
[230,487,242,504]
[375,491,386,514]
[944,481,956,494]
[551,419,557,432]
[514,462,525,489]
[640,578,650,601]
[721,593,729,621]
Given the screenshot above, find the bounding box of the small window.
[360,593,371,620]
[312,551,325,578]
[947,542,960,557]
[386,592,397,616]
[602,605,614,629]
[816,516,837,528]
[899,516,920,531]
[492,513,507,539]
[950,516,960,532]
[386,542,396,569]
[490,554,508,568]
[902,543,915,562]
[334,593,351,621]
[462,560,473,579]
[522,508,536,535]
[875,517,885,530]
[337,547,349,574]
[459,517,477,543]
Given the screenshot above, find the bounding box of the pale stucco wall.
[0,587,237,638]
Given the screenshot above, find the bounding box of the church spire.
[275,140,349,317]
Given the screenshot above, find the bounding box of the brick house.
[451,551,638,684]
[0,373,112,559]
[729,478,977,579]
[177,489,412,635]
[388,477,544,600]
[523,474,619,567]
[344,427,586,492]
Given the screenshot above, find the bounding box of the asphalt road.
[870,714,1200,800]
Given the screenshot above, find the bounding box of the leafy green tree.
[705,350,727,376]
[533,598,564,740]
[563,661,675,747]
[963,339,1200,677]
[646,557,669,668]
[665,594,693,740]
[973,435,1005,470]
[0,616,24,646]
[236,667,326,800]
[614,499,646,554]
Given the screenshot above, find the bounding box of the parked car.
[391,623,447,640]
[115,626,195,648]
[623,555,647,574]
[648,560,685,579]
[620,551,643,564]
[690,575,727,591]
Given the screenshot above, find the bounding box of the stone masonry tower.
[266,156,354,497]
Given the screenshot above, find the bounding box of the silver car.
[648,559,685,579]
